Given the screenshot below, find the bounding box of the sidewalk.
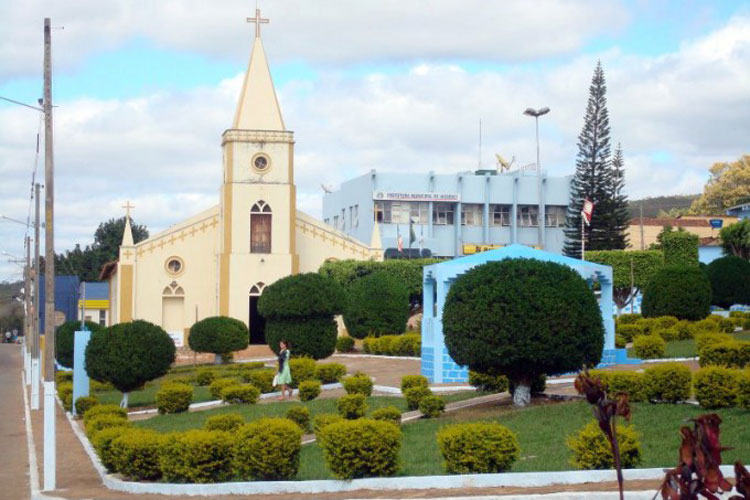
[0,344,31,500]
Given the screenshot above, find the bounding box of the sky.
[0,0,749,282]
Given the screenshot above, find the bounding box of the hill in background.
[627,194,699,218]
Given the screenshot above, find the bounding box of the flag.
[581,199,594,226]
[397,225,403,252]
[409,216,416,247]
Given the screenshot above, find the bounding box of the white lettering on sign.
[373,191,460,202]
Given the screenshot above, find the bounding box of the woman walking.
[276,340,293,400]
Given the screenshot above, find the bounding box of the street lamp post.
[523,107,550,250]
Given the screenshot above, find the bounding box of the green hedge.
[567,421,641,470]
[404,386,432,411]
[56,320,106,369]
[286,406,311,433]
[232,418,302,480]
[221,384,260,404]
[693,366,739,408]
[706,256,750,308]
[110,429,164,481]
[644,363,692,403]
[418,394,445,418]
[337,394,367,419]
[468,370,509,393]
[700,341,750,368]
[370,406,402,426]
[342,373,373,396]
[203,414,244,432]
[642,265,711,321]
[437,422,520,473]
[589,370,647,402]
[155,383,193,414]
[289,358,316,386]
[243,369,275,393]
[343,271,410,339]
[662,229,699,267]
[209,378,236,400]
[188,316,249,357]
[362,333,420,356]
[160,430,233,483]
[298,380,321,402]
[314,363,347,384]
[336,336,355,353]
[318,418,402,479]
[313,413,344,436]
[400,375,429,393]
[632,335,666,359]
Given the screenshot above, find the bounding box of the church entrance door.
[248,296,266,345]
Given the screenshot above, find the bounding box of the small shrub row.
[590,363,692,403]
[155,383,193,414]
[699,340,750,368]
[468,370,509,393]
[362,333,420,356]
[694,366,750,409]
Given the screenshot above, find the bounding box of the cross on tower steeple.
[122,200,135,218]
[246,8,269,38]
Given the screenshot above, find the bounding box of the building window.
[98,309,106,326]
[341,209,346,230]
[324,218,330,225]
[461,204,483,226]
[374,202,383,223]
[250,201,272,253]
[518,205,539,227]
[545,206,567,227]
[353,205,359,227]
[433,203,455,225]
[374,201,411,224]
[410,202,429,224]
[490,204,511,226]
[165,256,185,276]
[333,215,339,228]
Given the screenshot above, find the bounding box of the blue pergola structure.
[420,244,640,383]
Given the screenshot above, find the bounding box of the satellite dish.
[495,154,515,172]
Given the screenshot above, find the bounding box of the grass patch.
[627,331,750,359]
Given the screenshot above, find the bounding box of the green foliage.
[342,373,373,396]
[404,386,432,411]
[635,317,658,335]
[289,358,317,385]
[209,377,236,400]
[313,413,344,436]
[74,395,99,416]
[616,323,644,342]
[720,218,750,260]
[632,335,666,359]
[318,418,402,479]
[693,366,740,408]
[566,421,641,470]
[337,394,367,419]
[265,317,339,361]
[437,422,520,473]
[314,362,347,384]
[203,414,244,432]
[85,413,131,438]
[643,363,692,403]
[661,228,699,267]
[160,430,233,483]
[586,250,663,309]
[738,369,750,410]
[617,313,642,324]
[655,326,679,342]
[221,384,260,404]
[706,256,750,308]
[55,320,106,368]
[443,259,604,387]
[83,404,126,425]
[343,271,410,339]
[695,332,733,356]
[468,370,509,393]
[195,368,215,386]
[418,395,445,418]
[232,418,302,480]
[243,369,275,393]
[188,316,248,356]
[155,383,193,414]
[642,265,712,321]
[509,373,547,396]
[286,405,311,433]
[615,334,627,348]
[655,316,679,329]
[700,341,750,368]
[85,320,176,394]
[57,382,73,411]
[400,375,430,393]
[589,370,647,402]
[336,336,355,353]
[675,320,694,340]
[55,370,73,384]
[718,317,736,333]
[91,426,130,472]
[370,406,402,426]
[361,333,420,356]
[110,428,163,480]
[298,380,322,402]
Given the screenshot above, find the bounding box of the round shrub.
[674,320,693,340]
[259,273,346,359]
[155,382,193,414]
[318,418,402,479]
[221,384,260,404]
[209,377,236,400]
[706,256,750,309]
[644,363,692,403]
[342,373,373,396]
[188,316,249,361]
[418,394,445,418]
[442,259,604,404]
[313,413,343,436]
[362,337,375,354]
[655,316,680,329]
[203,414,244,432]
[337,393,367,419]
[592,371,647,402]
[635,318,658,335]
[633,335,666,359]
[738,369,750,410]
[615,324,644,343]
[243,369,275,393]
[718,317,736,333]
[289,358,317,385]
[160,429,232,483]
[85,320,176,399]
[55,320,106,369]
[110,428,164,481]
[700,341,748,368]
[693,366,740,408]
[195,368,216,386]
[85,413,131,438]
[298,380,322,402]
[567,421,641,470]
[370,406,401,426]
[615,334,626,348]
[655,326,679,342]
[696,332,733,355]
[57,382,73,412]
[468,370,509,393]
[400,375,430,393]
[75,395,99,416]
[343,271,410,339]
[642,265,712,321]
[391,333,421,356]
[617,313,641,325]
[286,405,311,433]
[404,386,432,411]
[314,363,347,384]
[336,336,355,353]
[232,418,303,480]
[56,370,73,384]
[91,426,130,472]
[83,404,126,425]
[437,422,520,474]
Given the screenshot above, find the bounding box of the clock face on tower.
[252,153,270,173]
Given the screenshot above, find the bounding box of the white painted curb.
[333,353,421,361]
[643,357,698,363]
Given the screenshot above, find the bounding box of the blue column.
[421,277,436,382]
[72,330,92,415]
[600,277,615,350]
[434,277,449,384]
[483,175,490,243]
[511,175,519,244]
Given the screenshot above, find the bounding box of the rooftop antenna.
[478,119,483,170]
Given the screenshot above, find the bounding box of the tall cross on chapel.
[246,8,269,38]
[122,200,135,218]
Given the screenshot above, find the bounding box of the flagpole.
[581,214,585,261]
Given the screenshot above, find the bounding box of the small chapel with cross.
[101,11,382,346]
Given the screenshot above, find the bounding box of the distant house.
[726,202,750,220]
[38,275,80,333]
[77,282,110,326]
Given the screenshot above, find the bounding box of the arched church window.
[250,201,272,254]
[162,281,185,296]
[249,282,266,296]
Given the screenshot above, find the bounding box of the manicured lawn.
[627,331,750,359]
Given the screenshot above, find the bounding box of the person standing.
[276,340,293,400]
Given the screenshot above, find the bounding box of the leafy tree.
[564,62,628,257]
[343,271,410,339]
[188,316,249,364]
[661,228,699,267]
[85,320,175,407]
[689,154,750,214]
[55,320,107,368]
[705,256,750,308]
[719,218,750,260]
[585,250,663,313]
[641,266,711,321]
[442,259,604,406]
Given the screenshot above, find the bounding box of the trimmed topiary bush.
[83,404,126,425]
[91,426,130,472]
[700,341,750,368]
[437,422,520,474]
[232,418,303,480]
[110,428,164,481]
[343,271,410,339]
[74,395,99,417]
[738,369,750,410]
[188,316,249,364]
[336,336,355,353]
[644,362,692,403]
[318,418,402,479]
[641,265,711,321]
[195,368,216,386]
[635,317,658,335]
[85,413,131,438]
[706,256,750,309]
[633,335,666,359]
[567,421,641,470]
[57,382,73,412]
[695,332,733,355]
[400,375,429,393]
[616,324,644,342]
[442,259,604,406]
[655,326,679,342]
[342,373,373,396]
[55,371,73,384]
[418,394,445,418]
[314,362,347,384]
[243,369,275,393]
[56,320,106,369]
[289,358,317,385]
[85,320,176,407]
[468,370,509,393]
[298,380,322,402]
[404,386,432,410]
[589,370,648,402]
[662,229,699,267]
[337,393,367,419]
[259,273,346,359]
[155,382,193,414]
[360,333,420,356]
[313,413,344,436]
[370,406,401,426]
[221,384,260,404]
[617,313,641,325]
[286,405,311,433]
[693,366,740,408]
[160,429,233,483]
[209,377,236,400]
[203,414,244,432]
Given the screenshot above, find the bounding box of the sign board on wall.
[373,191,460,202]
[462,244,503,255]
[167,331,184,348]
[709,219,723,229]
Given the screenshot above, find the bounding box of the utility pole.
[24,237,32,383]
[32,182,41,410]
[42,17,56,492]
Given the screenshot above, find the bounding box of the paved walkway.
[0,344,31,500]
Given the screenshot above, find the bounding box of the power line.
[0,95,43,112]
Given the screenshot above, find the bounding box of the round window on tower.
[252,153,271,173]
[165,257,185,277]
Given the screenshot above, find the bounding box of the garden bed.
[627,331,750,359]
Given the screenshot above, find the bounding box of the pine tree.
[606,144,630,249]
[564,61,625,257]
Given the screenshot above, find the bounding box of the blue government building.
[322,168,573,257]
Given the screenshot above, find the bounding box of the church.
[101,11,382,346]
